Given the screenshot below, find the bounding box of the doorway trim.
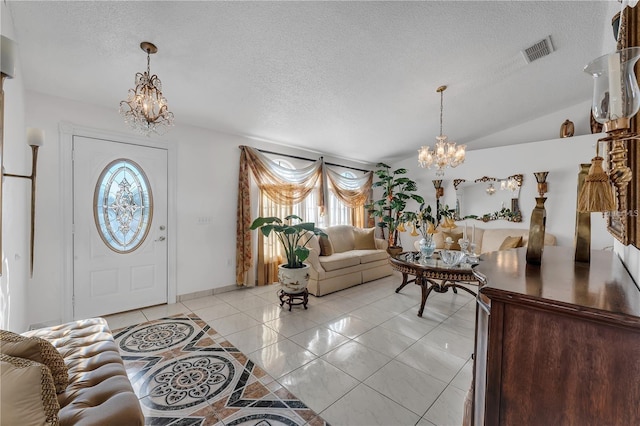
[59,122,177,322]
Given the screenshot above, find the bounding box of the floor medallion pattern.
[113,313,327,426]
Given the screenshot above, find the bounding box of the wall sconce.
[583,46,640,220]
[1,34,17,277]
[3,129,43,277]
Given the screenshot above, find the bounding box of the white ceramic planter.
[278,264,310,294]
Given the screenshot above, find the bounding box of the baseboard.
[28,319,62,331]
[177,284,241,302]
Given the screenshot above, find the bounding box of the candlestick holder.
[527,172,549,265]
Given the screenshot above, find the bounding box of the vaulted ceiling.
[8,1,611,163]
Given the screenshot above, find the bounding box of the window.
[94,159,153,253]
[326,171,357,226]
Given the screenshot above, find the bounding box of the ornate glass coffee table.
[389,251,480,317]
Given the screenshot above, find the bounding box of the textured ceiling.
[8,1,610,163]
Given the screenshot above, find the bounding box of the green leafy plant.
[250,215,326,269]
[366,163,424,248]
[460,207,521,222]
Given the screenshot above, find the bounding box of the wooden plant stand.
[279,288,309,311]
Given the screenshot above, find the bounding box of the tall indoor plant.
[250,214,325,293]
[367,162,424,253]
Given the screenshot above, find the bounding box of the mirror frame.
[454,174,524,223]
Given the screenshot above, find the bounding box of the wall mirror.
[454,174,523,222]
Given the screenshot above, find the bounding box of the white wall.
[1,2,30,332]
[24,91,371,328]
[469,100,592,150]
[392,134,613,254]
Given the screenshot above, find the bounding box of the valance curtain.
[235,145,374,286]
[326,167,373,208]
[243,146,324,207]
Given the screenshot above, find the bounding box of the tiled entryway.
[105,272,475,426]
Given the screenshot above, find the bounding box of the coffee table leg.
[417,277,435,317]
[395,272,410,293]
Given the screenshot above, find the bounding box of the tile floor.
[105,272,476,426]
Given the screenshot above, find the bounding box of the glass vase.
[419,237,436,259]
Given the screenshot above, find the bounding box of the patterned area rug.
[113,313,328,426]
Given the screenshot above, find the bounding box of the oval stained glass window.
[94,159,153,253]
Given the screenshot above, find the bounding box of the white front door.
[73,135,168,319]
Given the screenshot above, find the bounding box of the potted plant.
[414,204,438,258]
[366,163,424,255]
[249,214,326,293]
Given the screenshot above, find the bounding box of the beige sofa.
[1,318,144,426]
[305,225,393,296]
[416,226,557,254]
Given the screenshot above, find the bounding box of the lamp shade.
[27,128,44,147]
[584,47,640,124]
[1,35,16,78]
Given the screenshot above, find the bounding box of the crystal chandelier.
[418,85,466,176]
[119,42,174,136]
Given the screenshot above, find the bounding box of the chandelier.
[418,85,466,176]
[501,177,519,192]
[119,42,174,136]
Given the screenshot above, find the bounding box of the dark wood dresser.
[472,246,640,426]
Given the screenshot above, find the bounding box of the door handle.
[155,236,166,242]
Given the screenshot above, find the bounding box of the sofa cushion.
[326,225,356,253]
[499,235,523,250]
[319,234,334,256]
[319,252,361,271]
[353,249,389,264]
[353,227,376,249]
[0,353,60,426]
[0,329,69,393]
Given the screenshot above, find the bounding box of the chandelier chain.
[440,89,443,136]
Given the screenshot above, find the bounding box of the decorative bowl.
[440,249,466,267]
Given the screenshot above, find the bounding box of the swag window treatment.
[325,168,372,228]
[236,145,373,286]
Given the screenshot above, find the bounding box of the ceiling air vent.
[522,36,554,64]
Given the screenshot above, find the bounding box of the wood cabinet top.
[476,246,640,326]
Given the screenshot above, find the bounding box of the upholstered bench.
[1,317,143,426]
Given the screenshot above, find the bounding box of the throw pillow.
[319,234,334,256]
[499,235,523,250]
[0,353,60,426]
[442,231,463,250]
[0,330,68,393]
[353,227,377,250]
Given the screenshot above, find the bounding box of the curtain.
[244,146,324,207]
[326,168,372,208]
[326,168,372,228]
[235,148,253,285]
[235,146,324,286]
[235,146,374,285]
[256,191,292,285]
